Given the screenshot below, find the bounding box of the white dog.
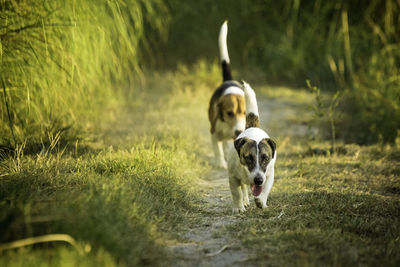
[227,82,276,213]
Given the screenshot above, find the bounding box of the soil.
[167,169,254,266]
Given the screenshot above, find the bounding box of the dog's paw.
[255,198,267,209]
[232,205,246,214]
[243,198,250,207]
[216,159,227,169]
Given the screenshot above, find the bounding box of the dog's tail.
[242,81,260,129]
[219,21,232,81]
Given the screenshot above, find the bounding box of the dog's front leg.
[222,140,229,161]
[211,134,227,169]
[229,177,245,213]
[241,183,250,207]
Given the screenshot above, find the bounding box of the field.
[1,67,400,266]
[1,1,400,266]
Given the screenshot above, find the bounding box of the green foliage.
[307,80,342,153]
[0,0,169,151]
[340,74,400,144]
[1,0,398,148]
[0,68,211,265]
[161,0,400,144]
[0,247,116,267]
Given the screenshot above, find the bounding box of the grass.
[0,65,216,266]
[229,88,400,266]
[0,0,169,150]
[1,0,399,163]
[160,0,400,144]
[1,1,399,264]
[0,137,200,265]
[2,143,203,263]
[1,64,399,266]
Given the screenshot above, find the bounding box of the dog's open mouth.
[251,184,262,196]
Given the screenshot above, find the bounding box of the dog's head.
[218,93,245,138]
[234,128,276,197]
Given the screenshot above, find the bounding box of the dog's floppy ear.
[267,138,276,158]
[234,137,247,154]
[217,101,224,122]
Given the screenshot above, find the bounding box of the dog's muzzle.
[254,174,263,185]
[251,174,264,197]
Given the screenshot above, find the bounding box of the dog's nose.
[234,130,242,138]
[254,175,263,185]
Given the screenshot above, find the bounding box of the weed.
[307,80,342,154]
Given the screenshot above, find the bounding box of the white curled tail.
[243,81,259,117]
[218,21,232,81]
[219,20,230,63]
[242,81,260,128]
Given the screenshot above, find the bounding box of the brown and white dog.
[208,21,246,169]
[227,82,277,213]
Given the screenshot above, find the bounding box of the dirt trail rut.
[167,168,252,266]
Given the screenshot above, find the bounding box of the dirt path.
[167,169,253,266]
[166,91,311,266]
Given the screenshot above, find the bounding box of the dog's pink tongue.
[251,184,262,196]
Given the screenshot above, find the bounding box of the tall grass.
[1,1,398,148]
[0,65,213,265]
[159,0,400,144]
[0,0,169,151]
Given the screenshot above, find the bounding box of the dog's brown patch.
[246,113,260,129]
[258,138,276,171]
[234,137,276,172]
[219,94,245,121]
[209,93,245,134]
[234,137,257,171]
[208,82,245,135]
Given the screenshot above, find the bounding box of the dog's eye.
[227,111,234,117]
[245,155,254,164]
[261,154,269,162]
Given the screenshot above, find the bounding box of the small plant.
[307,80,342,154]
